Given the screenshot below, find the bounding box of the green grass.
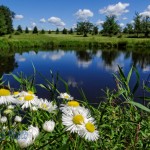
[1,33,150,51]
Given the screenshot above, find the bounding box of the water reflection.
[1,49,150,102]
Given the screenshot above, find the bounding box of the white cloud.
[140,5,150,17]
[48,17,65,27]
[77,60,92,68]
[96,19,104,26]
[122,17,128,20]
[99,2,129,16]
[40,18,46,23]
[31,22,36,27]
[14,14,24,20]
[75,9,93,21]
[119,23,124,27]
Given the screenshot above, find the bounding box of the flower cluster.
[58,93,99,141]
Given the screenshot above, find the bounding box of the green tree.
[133,12,142,37]
[75,21,94,37]
[93,26,99,35]
[0,5,15,34]
[141,16,150,38]
[32,26,38,34]
[48,30,51,34]
[62,28,67,34]
[25,27,29,33]
[123,23,134,34]
[17,25,23,33]
[101,15,120,36]
[40,29,45,34]
[68,28,73,34]
[56,28,59,34]
[0,13,7,35]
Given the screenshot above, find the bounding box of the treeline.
[0,5,150,38]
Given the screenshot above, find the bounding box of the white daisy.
[60,100,80,113]
[38,99,57,113]
[17,130,34,148]
[28,125,39,140]
[16,91,40,109]
[0,116,7,123]
[0,88,16,105]
[58,93,73,100]
[62,106,93,133]
[43,120,55,132]
[79,121,99,141]
[14,116,22,122]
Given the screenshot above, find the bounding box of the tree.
[32,26,38,34]
[133,12,142,37]
[40,29,45,34]
[141,16,150,38]
[0,5,15,34]
[0,13,7,35]
[101,15,120,36]
[62,28,67,34]
[68,28,73,34]
[48,30,51,34]
[25,27,29,33]
[17,25,23,33]
[93,26,99,35]
[75,21,94,37]
[123,23,134,34]
[56,28,59,34]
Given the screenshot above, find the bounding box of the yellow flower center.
[13,91,19,95]
[73,114,84,125]
[24,95,34,101]
[0,89,10,96]
[85,122,95,133]
[28,91,34,95]
[64,95,69,99]
[67,101,79,107]
[41,103,48,109]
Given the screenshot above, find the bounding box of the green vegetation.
[0,66,150,149]
[1,33,150,51]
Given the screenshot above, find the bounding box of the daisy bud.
[28,125,39,140]
[15,116,22,122]
[0,116,7,123]
[43,120,55,132]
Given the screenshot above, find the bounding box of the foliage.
[55,28,59,34]
[101,15,120,36]
[0,5,15,35]
[25,27,29,34]
[40,29,45,34]
[32,26,38,34]
[75,21,94,37]
[17,25,23,33]
[62,28,67,34]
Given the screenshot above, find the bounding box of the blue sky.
[1,0,150,30]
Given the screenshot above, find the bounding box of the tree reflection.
[132,52,150,69]
[101,50,120,66]
[0,54,18,77]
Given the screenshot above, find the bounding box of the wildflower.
[17,130,33,148]
[28,125,39,140]
[4,109,13,115]
[14,116,22,122]
[60,100,80,113]
[58,93,73,100]
[62,106,93,133]
[38,99,57,113]
[7,105,15,109]
[79,121,99,141]
[0,116,7,123]
[0,88,16,105]
[16,91,40,109]
[43,120,55,132]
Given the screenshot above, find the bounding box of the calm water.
[2,49,150,103]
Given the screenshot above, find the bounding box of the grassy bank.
[1,33,150,51]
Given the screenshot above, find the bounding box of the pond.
[1,49,150,103]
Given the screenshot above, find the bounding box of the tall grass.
[1,33,150,50]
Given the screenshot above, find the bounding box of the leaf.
[11,73,22,83]
[126,101,150,112]
[127,66,133,84]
